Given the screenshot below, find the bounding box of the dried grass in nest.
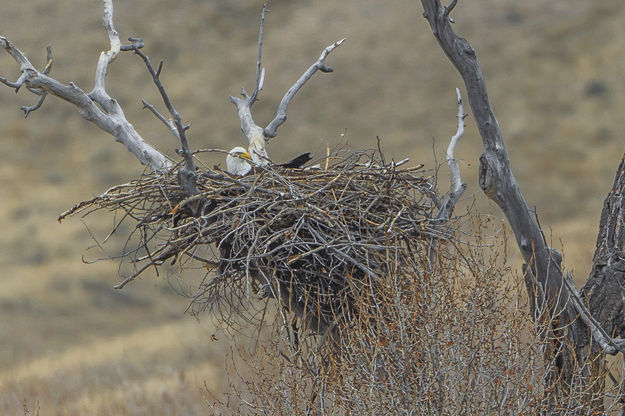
[60,149,447,334]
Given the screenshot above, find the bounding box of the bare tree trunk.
[421,0,625,408]
[581,154,625,407]
[583,156,625,336]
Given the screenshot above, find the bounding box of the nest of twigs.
[62,149,447,335]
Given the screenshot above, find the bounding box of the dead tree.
[0,0,463,341]
[422,0,625,410]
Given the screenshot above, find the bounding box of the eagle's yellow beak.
[239,151,252,160]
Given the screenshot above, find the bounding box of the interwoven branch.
[61,149,445,335]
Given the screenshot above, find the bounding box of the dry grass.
[0,0,624,414]
[1,320,222,415]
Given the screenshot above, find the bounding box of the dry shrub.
[205,213,536,414]
[208,214,623,415]
[63,149,623,414]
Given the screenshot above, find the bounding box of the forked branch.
[129,41,199,196]
[229,3,344,164]
[0,0,171,172]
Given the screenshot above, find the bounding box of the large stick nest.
[61,149,447,334]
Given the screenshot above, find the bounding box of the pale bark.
[0,0,171,172]
[229,3,344,164]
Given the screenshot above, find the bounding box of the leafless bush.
[206,212,623,415]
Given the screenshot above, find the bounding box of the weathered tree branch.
[230,96,269,164]
[582,157,625,343]
[421,0,625,405]
[128,42,198,196]
[18,45,53,117]
[249,3,267,106]
[421,0,584,400]
[437,87,467,221]
[563,270,625,356]
[229,4,344,165]
[429,88,467,268]
[263,38,346,139]
[581,154,625,406]
[0,0,171,172]
[421,0,570,317]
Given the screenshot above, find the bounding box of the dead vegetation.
[204,207,625,415]
[59,147,625,414]
[203,216,625,415]
[2,0,625,413]
[60,148,437,337]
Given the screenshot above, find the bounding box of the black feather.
[278,152,312,169]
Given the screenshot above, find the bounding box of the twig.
[141,99,179,138]
[129,45,198,196]
[113,262,155,289]
[249,3,267,106]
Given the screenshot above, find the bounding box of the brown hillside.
[0,1,623,413]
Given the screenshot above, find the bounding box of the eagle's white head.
[226,146,253,176]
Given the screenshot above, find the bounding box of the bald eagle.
[226,146,312,176]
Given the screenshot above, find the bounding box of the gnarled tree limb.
[421,0,584,398]
[421,0,570,316]
[0,0,171,172]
